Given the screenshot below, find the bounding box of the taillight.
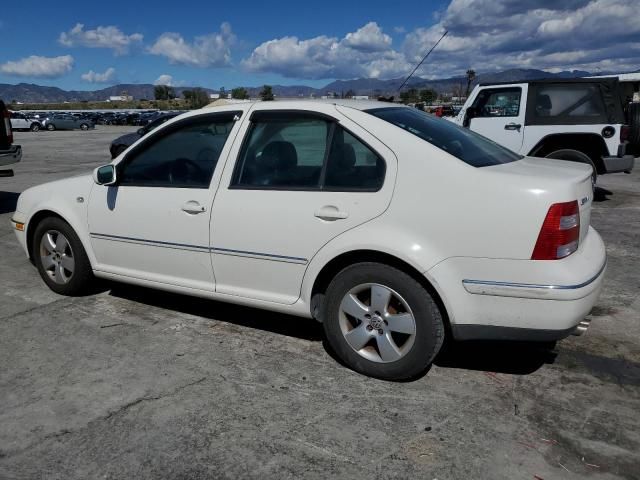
[2,108,12,145]
[531,200,580,260]
[620,125,629,143]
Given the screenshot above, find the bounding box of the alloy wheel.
[339,283,417,363]
[39,230,75,284]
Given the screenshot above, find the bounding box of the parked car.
[0,101,22,177]
[9,111,43,132]
[42,114,94,131]
[12,100,605,380]
[452,78,635,184]
[109,113,179,158]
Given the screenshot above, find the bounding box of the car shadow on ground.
[434,340,558,375]
[109,284,557,377]
[594,186,612,202]
[108,284,324,342]
[0,191,19,215]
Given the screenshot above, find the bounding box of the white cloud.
[81,67,116,83]
[149,22,236,67]
[402,0,640,77]
[0,55,74,78]
[242,22,409,80]
[343,22,392,52]
[59,23,143,55]
[154,74,174,86]
[242,1,640,82]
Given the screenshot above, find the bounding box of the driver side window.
[119,115,236,188]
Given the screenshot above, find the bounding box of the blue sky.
[1,0,638,90]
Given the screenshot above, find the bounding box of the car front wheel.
[30,123,41,132]
[80,123,89,131]
[46,124,55,131]
[323,262,445,380]
[32,217,94,295]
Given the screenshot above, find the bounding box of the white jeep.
[452,78,635,181]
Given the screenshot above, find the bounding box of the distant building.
[209,93,220,99]
[352,95,369,100]
[108,95,133,102]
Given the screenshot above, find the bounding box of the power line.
[398,30,448,92]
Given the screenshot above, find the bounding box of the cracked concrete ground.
[1,127,639,479]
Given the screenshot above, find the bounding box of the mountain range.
[0,68,622,104]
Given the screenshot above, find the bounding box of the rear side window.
[232,112,385,190]
[526,83,618,125]
[367,107,521,167]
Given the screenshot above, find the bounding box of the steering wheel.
[168,157,206,184]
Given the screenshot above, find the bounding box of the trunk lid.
[487,156,593,244]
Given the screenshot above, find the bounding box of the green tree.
[399,88,419,104]
[219,87,227,99]
[231,87,249,99]
[260,85,274,101]
[465,69,476,96]
[419,88,437,104]
[154,85,176,100]
[344,89,356,99]
[183,88,209,109]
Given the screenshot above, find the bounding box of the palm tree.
[465,69,476,97]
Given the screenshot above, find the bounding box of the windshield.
[366,107,522,167]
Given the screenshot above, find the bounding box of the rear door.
[210,104,396,304]
[468,84,527,153]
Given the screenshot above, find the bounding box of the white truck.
[452,78,635,182]
[1,101,22,177]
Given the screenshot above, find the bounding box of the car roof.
[200,98,406,114]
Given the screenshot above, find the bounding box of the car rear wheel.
[46,124,55,131]
[545,149,597,187]
[80,123,89,131]
[33,217,94,296]
[323,262,445,380]
[30,123,40,132]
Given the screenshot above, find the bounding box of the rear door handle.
[181,200,207,214]
[504,123,521,131]
[314,205,349,221]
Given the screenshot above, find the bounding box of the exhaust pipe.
[572,320,591,336]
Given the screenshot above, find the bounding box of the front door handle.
[504,123,522,131]
[181,200,206,214]
[314,205,349,221]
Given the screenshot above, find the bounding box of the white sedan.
[11,100,606,380]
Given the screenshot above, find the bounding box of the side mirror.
[93,165,117,186]
[463,106,478,127]
[137,128,145,136]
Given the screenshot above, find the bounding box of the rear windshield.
[366,107,522,167]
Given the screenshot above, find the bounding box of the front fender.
[20,176,96,267]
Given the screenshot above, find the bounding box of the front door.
[211,105,396,304]
[88,111,240,291]
[468,85,527,153]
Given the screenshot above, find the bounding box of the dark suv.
[109,112,179,158]
[0,100,22,177]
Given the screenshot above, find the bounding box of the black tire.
[30,123,41,132]
[46,123,55,131]
[32,217,94,296]
[629,103,640,145]
[323,262,445,380]
[80,123,89,131]
[545,149,597,186]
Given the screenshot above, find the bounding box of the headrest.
[262,141,297,170]
[536,94,552,110]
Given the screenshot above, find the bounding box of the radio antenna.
[398,30,448,92]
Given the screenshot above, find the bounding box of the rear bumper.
[603,154,634,173]
[428,226,606,341]
[0,144,21,167]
